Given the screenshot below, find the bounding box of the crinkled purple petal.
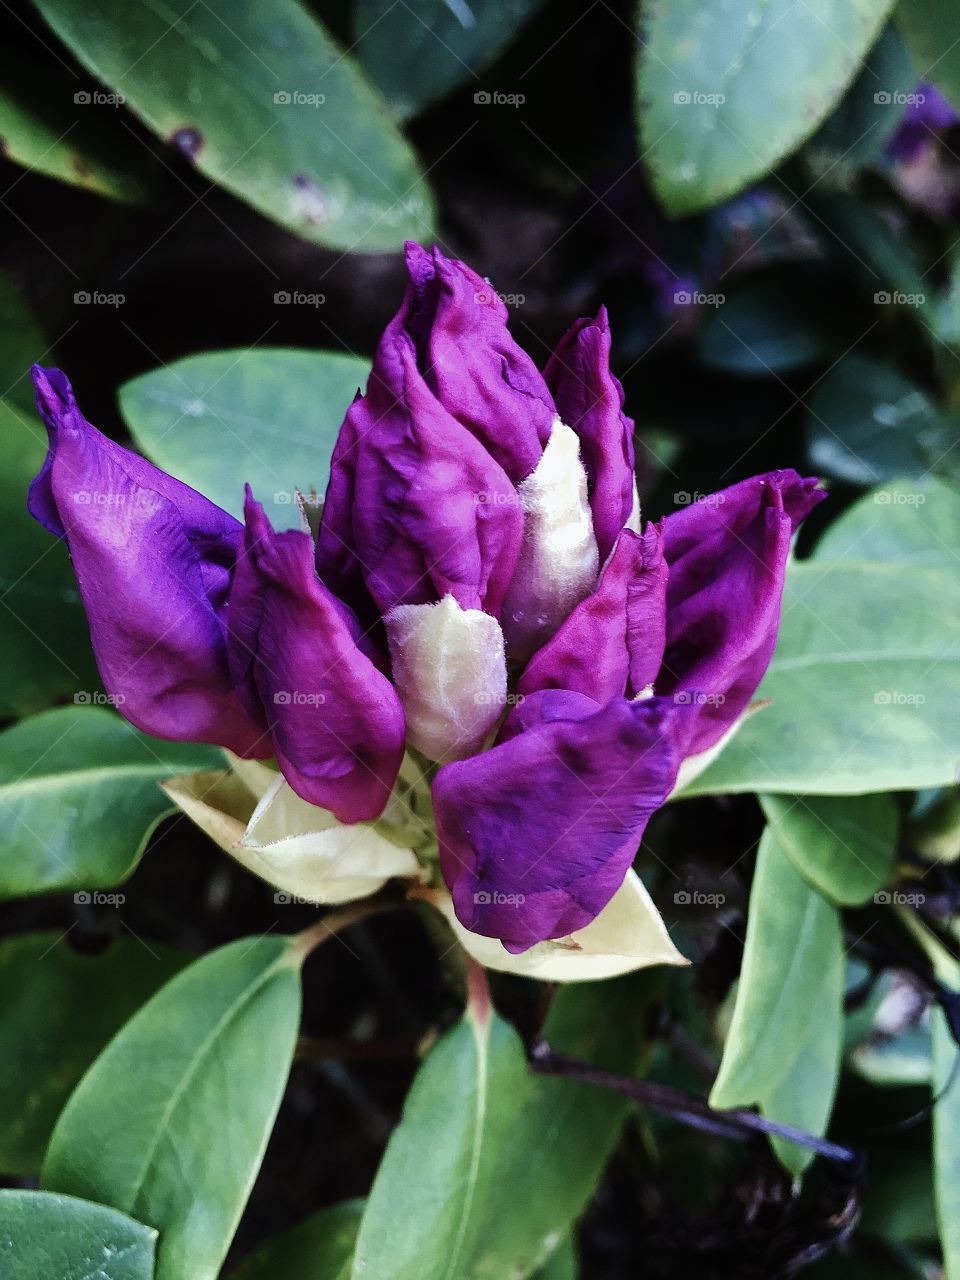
[317,331,523,619]
[518,524,667,703]
[28,365,267,756]
[396,242,557,483]
[229,489,405,823]
[544,307,637,563]
[658,470,826,756]
[433,694,682,950]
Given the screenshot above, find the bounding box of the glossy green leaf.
[352,987,529,1280]
[0,931,188,1174]
[807,356,954,486]
[898,0,960,114]
[697,265,839,375]
[759,793,898,906]
[43,936,302,1280]
[355,0,548,119]
[0,706,221,900]
[637,0,895,216]
[711,827,844,1177]
[806,23,918,171]
[813,474,960,569]
[0,397,100,717]
[353,973,652,1280]
[681,560,960,795]
[231,1199,364,1280]
[467,975,654,1279]
[535,1235,577,1280]
[934,1007,960,1279]
[0,1190,156,1280]
[119,348,369,527]
[0,42,146,204]
[31,0,435,250]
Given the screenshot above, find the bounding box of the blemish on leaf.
[292,173,328,225]
[170,126,204,161]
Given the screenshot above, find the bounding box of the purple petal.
[317,331,523,619]
[544,308,637,563]
[518,524,668,703]
[397,242,556,483]
[229,490,405,822]
[658,470,826,756]
[28,365,267,755]
[433,694,682,950]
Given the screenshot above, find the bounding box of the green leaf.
[231,1199,364,1280]
[0,42,147,204]
[898,0,960,113]
[0,1190,156,1279]
[351,988,529,1280]
[353,974,652,1280]
[807,355,955,486]
[759,793,898,906]
[933,1008,960,1279]
[0,396,100,717]
[0,931,188,1174]
[355,0,548,119]
[637,0,895,216]
[681,560,960,795]
[534,1235,577,1280]
[711,827,844,1178]
[43,936,302,1280]
[466,976,654,1279]
[119,348,369,527]
[31,0,435,250]
[813,474,960,569]
[0,706,221,899]
[697,265,840,375]
[806,23,918,172]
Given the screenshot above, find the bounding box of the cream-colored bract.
[385,595,507,762]
[502,418,600,659]
[161,766,421,905]
[426,869,688,982]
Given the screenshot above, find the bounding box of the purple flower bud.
[544,308,639,564]
[29,366,267,758]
